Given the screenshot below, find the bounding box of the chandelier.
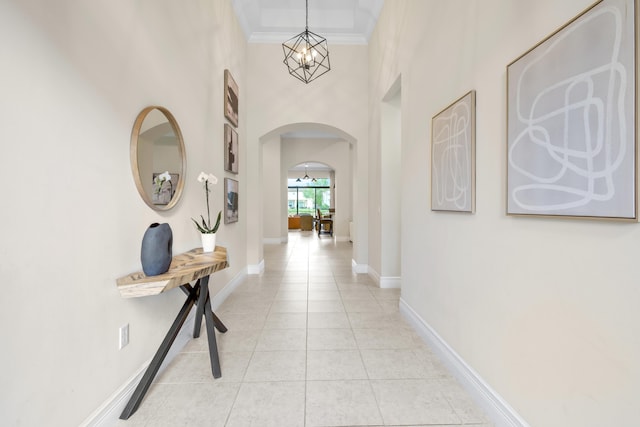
[295,164,317,183]
[282,0,331,84]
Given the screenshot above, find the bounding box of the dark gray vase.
[141,223,173,276]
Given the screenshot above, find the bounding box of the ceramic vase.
[141,223,173,276]
[201,233,216,253]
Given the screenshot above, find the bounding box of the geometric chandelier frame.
[282,0,331,84]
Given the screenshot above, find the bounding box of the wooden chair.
[316,209,333,237]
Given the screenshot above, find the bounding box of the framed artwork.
[431,90,476,212]
[224,178,239,224]
[152,172,179,205]
[224,69,239,128]
[224,124,239,174]
[507,0,636,220]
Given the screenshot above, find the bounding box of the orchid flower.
[192,172,222,234]
[197,172,217,185]
[154,171,172,194]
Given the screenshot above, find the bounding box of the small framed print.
[224,178,239,224]
[224,69,239,128]
[224,124,238,174]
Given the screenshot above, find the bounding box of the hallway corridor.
[119,231,492,426]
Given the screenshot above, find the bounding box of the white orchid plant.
[192,172,222,234]
[154,171,172,194]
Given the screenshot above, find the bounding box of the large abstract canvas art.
[507,0,636,219]
[431,90,476,213]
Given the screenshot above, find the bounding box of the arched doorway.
[246,122,365,274]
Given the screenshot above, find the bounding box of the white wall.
[370,1,640,426]
[380,85,402,283]
[262,137,283,242]
[0,1,246,425]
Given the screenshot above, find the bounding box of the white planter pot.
[201,233,216,253]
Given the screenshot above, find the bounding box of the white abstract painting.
[507,0,636,219]
[431,90,476,212]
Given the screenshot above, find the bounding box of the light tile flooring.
[119,231,493,427]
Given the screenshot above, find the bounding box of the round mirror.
[130,106,186,211]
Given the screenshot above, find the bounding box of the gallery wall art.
[224,69,239,128]
[225,178,239,224]
[224,124,238,174]
[431,90,476,213]
[507,0,636,220]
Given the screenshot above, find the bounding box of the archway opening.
[259,123,366,260]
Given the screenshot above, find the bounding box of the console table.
[116,246,229,420]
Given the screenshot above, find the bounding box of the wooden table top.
[116,246,228,298]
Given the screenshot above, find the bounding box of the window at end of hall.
[287,178,331,216]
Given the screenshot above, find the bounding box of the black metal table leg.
[119,276,228,420]
[198,276,222,378]
[119,286,198,420]
[192,279,205,338]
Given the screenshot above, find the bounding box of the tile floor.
[119,231,493,427]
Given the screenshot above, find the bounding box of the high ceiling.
[231,0,384,44]
[290,162,332,172]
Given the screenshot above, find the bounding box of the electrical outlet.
[119,324,129,350]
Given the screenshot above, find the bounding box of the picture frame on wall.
[506,0,637,220]
[224,178,239,224]
[431,90,476,213]
[224,124,239,174]
[224,69,239,128]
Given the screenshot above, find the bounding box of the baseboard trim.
[351,259,368,274]
[379,276,401,289]
[81,270,247,427]
[399,298,530,427]
[263,237,285,244]
[247,259,265,275]
[79,361,147,426]
[212,268,246,310]
[365,267,400,289]
[81,312,196,427]
[367,266,381,285]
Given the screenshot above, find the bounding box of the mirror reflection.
[130,106,186,211]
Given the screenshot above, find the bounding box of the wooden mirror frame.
[130,106,186,211]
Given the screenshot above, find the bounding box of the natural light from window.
[287,178,331,216]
